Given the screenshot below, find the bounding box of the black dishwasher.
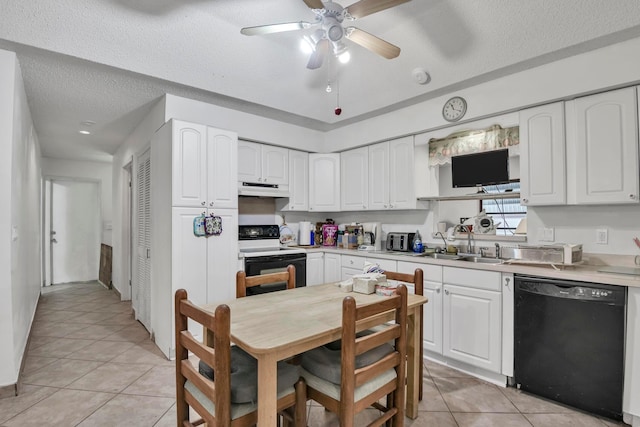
[514,275,626,420]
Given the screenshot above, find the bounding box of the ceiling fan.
[240,0,411,69]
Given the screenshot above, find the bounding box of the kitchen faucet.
[495,243,501,259]
[466,226,474,254]
[435,232,447,249]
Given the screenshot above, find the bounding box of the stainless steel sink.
[427,253,463,261]
[461,256,504,264]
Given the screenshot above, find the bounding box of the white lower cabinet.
[306,252,324,286]
[442,283,502,373]
[323,252,341,283]
[442,267,502,373]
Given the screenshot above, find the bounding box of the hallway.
[0,281,628,426]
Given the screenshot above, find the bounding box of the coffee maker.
[362,222,382,251]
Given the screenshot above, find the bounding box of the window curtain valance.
[428,124,519,167]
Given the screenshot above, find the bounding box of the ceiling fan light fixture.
[300,37,315,54]
[338,50,351,63]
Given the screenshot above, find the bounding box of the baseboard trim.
[112,285,122,299]
[0,383,17,399]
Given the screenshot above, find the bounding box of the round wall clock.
[442,96,467,122]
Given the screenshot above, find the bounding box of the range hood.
[238,181,290,198]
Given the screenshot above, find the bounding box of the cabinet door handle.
[445,289,450,295]
[630,194,636,200]
[201,201,206,206]
[504,277,511,291]
[384,205,388,208]
[521,198,528,204]
[209,202,214,207]
[389,204,394,208]
[436,287,441,294]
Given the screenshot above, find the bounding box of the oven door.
[243,253,307,295]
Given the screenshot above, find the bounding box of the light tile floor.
[0,281,630,426]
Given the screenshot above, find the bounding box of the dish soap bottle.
[412,230,423,253]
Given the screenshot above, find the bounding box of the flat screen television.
[451,149,510,188]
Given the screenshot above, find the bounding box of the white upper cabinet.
[207,128,238,209]
[238,141,288,186]
[172,122,207,207]
[341,147,369,211]
[389,136,416,209]
[286,150,309,211]
[519,102,566,206]
[237,141,261,183]
[171,120,237,208]
[566,87,639,204]
[309,153,340,212]
[369,136,417,210]
[368,142,390,210]
[262,145,289,185]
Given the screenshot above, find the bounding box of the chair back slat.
[354,352,401,388]
[179,298,217,330]
[354,324,400,355]
[181,359,216,397]
[236,265,296,297]
[179,330,216,368]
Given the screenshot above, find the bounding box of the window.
[480,183,526,236]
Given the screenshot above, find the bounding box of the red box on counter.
[322,224,338,246]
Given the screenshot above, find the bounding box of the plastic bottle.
[412,230,423,253]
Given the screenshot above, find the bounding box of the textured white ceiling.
[2,0,640,162]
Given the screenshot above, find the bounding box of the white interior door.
[48,179,101,285]
[133,149,152,331]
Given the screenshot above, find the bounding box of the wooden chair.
[174,289,306,427]
[236,265,296,298]
[384,268,424,401]
[300,285,408,427]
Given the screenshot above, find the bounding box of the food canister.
[322,224,338,246]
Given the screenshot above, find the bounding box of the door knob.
[51,238,58,243]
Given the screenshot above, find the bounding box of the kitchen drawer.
[341,254,365,270]
[366,258,396,272]
[397,261,442,282]
[443,266,501,291]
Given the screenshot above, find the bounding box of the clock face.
[442,96,467,122]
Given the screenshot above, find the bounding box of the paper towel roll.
[298,221,311,245]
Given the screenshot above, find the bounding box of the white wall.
[324,37,640,153]
[164,94,324,152]
[41,158,113,245]
[0,49,42,387]
[319,37,640,256]
[111,97,166,300]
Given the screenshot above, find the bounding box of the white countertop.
[303,246,640,289]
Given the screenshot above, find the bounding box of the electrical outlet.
[538,227,555,242]
[596,228,608,245]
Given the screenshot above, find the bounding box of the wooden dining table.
[201,282,428,427]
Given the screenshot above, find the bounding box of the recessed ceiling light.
[79,130,91,135]
[81,120,96,126]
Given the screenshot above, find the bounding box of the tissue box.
[352,273,386,294]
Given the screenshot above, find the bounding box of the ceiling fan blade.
[346,0,411,19]
[307,39,330,69]
[346,27,400,59]
[303,0,325,9]
[241,21,313,36]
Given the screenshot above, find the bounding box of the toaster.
[385,232,415,252]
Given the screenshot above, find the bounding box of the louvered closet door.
[134,148,152,331]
